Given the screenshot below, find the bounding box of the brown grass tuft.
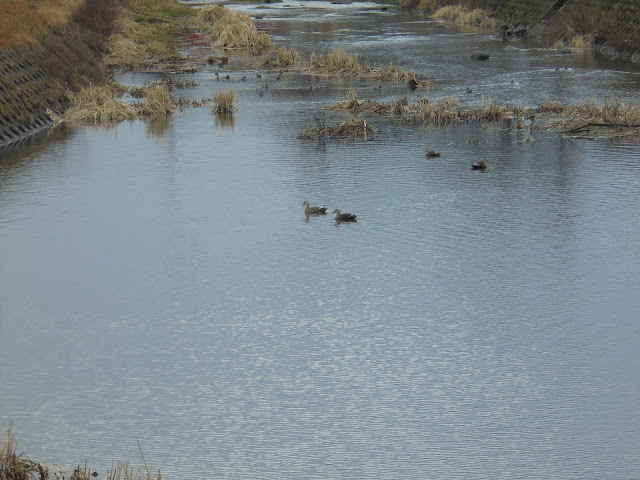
[139,84,175,116]
[197,5,273,51]
[432,6,496,28]
[63,84,138,123]
[213,89,235,113]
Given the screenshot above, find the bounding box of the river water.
[1,2,640,479]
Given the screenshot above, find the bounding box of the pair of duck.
[303,201,357,222]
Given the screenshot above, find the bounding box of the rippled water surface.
[1,2,640,479]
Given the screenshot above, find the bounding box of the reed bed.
[197,5,273,51]
[213,89,235,113]
[432,6,496,28]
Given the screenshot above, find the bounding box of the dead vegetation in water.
[326,90,519,125]
[298,117,376,141]
[307,49,431,86]
[196,5,273,51]
[59,83,175,124]
[322,90,640,138]
[538,99,640,138]
[0,420,44,480]
[1,422,161,480]
[432,6,496,28]
[213,89,235,113]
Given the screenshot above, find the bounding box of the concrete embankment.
[0,0,113,150]
[0,48,67,148]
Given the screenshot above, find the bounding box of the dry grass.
[62,84,137,123]
[103,0,194,69]
[307,50,425,85]
[0,0,84,51]
[0,420,39,480]
[213,89,235,113]
[309,49,361,75]
[418,0,437,12]
[298,118,375,141]
[432,6,496,28]
[197,5,273,51]
[62,82,175,123]
[276,46,302,66]
[539,99,640,126]
[327,92,525,125]
[139,84,175,116]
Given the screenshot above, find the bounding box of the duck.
[425,149,441,158]
[471,158,488,170]
[303,201,328,215]
[333,209,357,222]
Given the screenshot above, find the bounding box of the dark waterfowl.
[333,209,357,222]
[303,201,328,215]
[472,158,488,170]
[425,149,441,158]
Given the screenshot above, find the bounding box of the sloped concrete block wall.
[0,48,68,149]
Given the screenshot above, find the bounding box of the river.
[1,2,639,479]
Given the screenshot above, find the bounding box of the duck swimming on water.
[303,201,328,215]
[471,158,488,170]
[333,209,357,222]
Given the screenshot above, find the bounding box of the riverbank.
[2,0,640,148]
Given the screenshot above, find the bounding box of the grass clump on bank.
[60,83,174,124]
[432,6,496,28]
[197,5,273,51]
[213,89,236,113]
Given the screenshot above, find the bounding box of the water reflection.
[144,115,172,137]
[215,111,235,129]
